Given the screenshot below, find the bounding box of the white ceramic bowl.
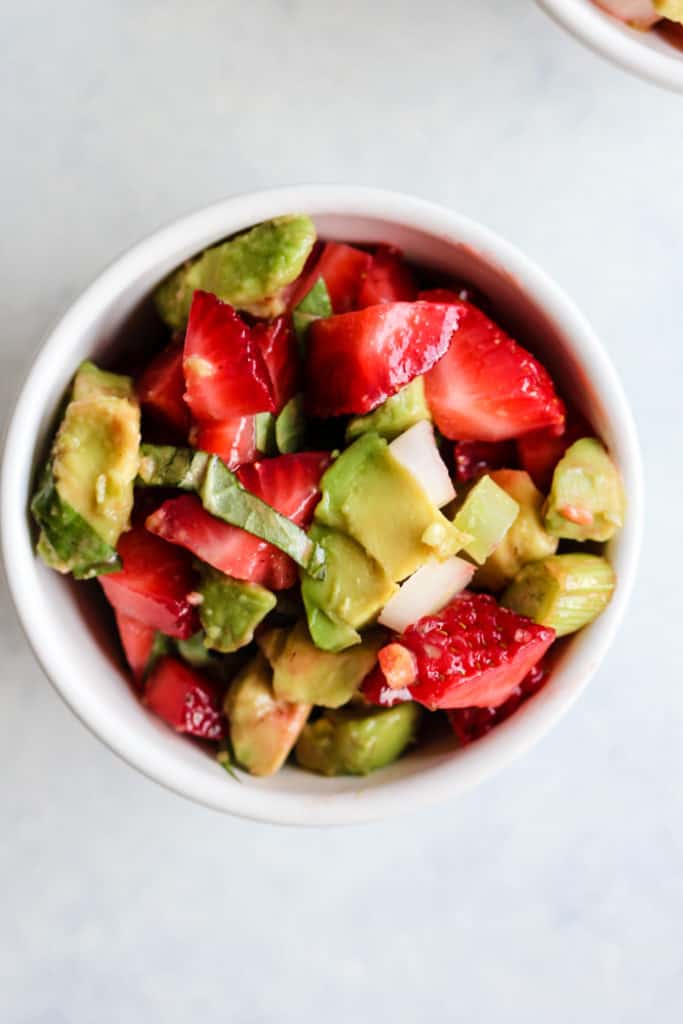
[538,0,683,90]
[1,186,643,825]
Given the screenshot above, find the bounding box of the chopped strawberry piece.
[448,661,549,746]
[373,592,554,710]
[145,452,331,590]
[99,527,199,640]
[136,340,189,440]
[144,656,225,740]
[114,610,156,683]
[192,416,256,469]
[454,440,517,482]
[419,288,465,304]
[516,409,592,491]
[305,301,460,417]
[290,241,372,313]
[183,291,275,421]
[357,245,417,307]
[253,316,298,412]
[423,299,565,442]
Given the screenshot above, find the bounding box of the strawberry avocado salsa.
[31,215,626,779]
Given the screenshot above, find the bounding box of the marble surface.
[2,1,682,1021]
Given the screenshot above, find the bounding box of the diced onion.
[389,420,455,508]
[378,556,475,633]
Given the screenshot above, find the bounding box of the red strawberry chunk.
[516,408,592,491]
[290,241,372,313]
[253,316,298,412]
[374,592,554,710]
[423,299,565,442]
[357,245,417,307]
[362,665,414,709]
[183,291,275,421]
[144,656,225,740]
[114,610,156,683]
[454,440,517,482]
[305,301,460,417]
[145,452,331,591]
[136,340,189,440]
[448,660,549,746]
[192,416,256,470]
[99,527,199,640]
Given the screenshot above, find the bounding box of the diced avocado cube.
[257,625,290,665]
[275,394,306,454]
[300,524,397,652]
[175,631,215,669]
[292,277,332,352]
[453,474,519,565]
[475,470,558,591]
[154,214,316,328]
[224,652,310,777]
[502,553,616,637]
[269,620,385,708]
[32,366,141,577]
[72,361,135,401]
[255,412,277,455]
[544,438,625,542]
[315,433,467,582]
[295,702,421,776]
[346,377,430,443]
[198,566,276,653]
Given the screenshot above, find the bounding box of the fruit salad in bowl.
[2,187,641,823]
[27,212,627,782]
[539,0,683,89]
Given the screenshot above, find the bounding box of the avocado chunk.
[71,361,134,402]
[295,702,421,776]
[255,412,277,455]
[474,470,559,591]
[198,566,276,653]
[275,394,306,454]
[502,553,616,637]
[137,445,326,579]
[453,474,519,565]
[544,438,625,542]
[225,652,311,777]
[301,523,397,651]
[346,377,430,443]
[315,433,467,582]
[32,365,141,576]
[269,619,385,708]
[154,215,316,328]
[292,277,332,352]
[654,1,683,24]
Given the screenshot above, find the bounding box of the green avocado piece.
[502,553,616,637]
[301,523,397,651]
[225,652,310,777]
[137,445,326,579]
[175,631,215,669]
[453,474,519,565]
[474,470,558,591]
[544,438,625,542]
[346,378,430,443]
[292,277,332,353]
[270,619,385,708]
[256,626,290,665]
[315,433,467,582]
[154,215,316,329]
[71,361,134,402]
[255,412,277,455]
[32,465,121,579]
[295,701,421,776]
[275,394,306,454]
[198,566,276,653]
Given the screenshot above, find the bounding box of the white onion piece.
[378,556,474,633]
[389,420,455,508]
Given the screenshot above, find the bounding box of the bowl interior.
[2,190,642,824]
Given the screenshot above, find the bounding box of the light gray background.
[2,2,681,1022]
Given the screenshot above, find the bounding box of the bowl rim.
[1,185,644,825]
[537,0,683,92]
